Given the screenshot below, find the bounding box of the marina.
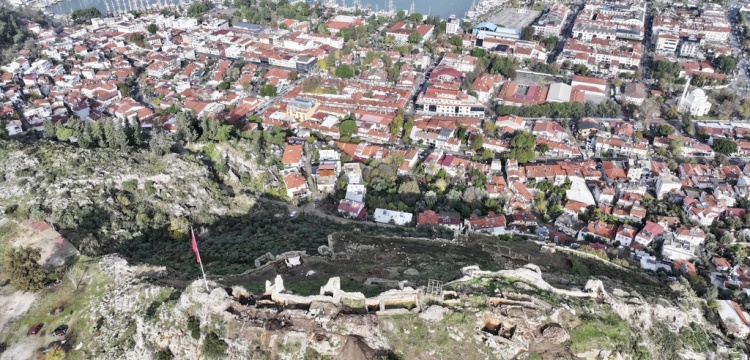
[46,0,192,16]
[14,0,481,22]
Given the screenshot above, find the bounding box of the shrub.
[156,349,173,360]
[122,179,138,192]
[202,332,228,358]
[187,316,200,339]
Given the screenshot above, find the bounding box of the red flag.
[191,228,201,264]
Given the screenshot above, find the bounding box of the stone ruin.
[264,275,422,314]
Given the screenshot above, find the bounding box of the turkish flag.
[191,228,201,264]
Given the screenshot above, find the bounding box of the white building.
[345,184,366,203]
[718,300,750,339]
[373,209,413,226]
[446,15,461,35]
[655,33,680,53]
[532,4,569,37]
[679,36,702,58]
[640,255,672,272]
[655,174,682,200]
[661,236,698,261]
[415,87,485,118]
[679,88,712,117]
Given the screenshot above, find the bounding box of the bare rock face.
[403,268,420,276]
[541,324,570,344]
[612,288,629,298]
[419,305,448,323]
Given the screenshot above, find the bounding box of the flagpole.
[191,226,210,292]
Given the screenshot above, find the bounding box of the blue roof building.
[472,22,522,41]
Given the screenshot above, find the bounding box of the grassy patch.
[382,311,486,360]
[569,313,633,353]
[679,322,715,353]
[0,220,19,268]
[1,256,110,355]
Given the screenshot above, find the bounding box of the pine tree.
[176,112,198,142]
[112,122,129,150]
[90,121,105,147]
[102,119,117,149]
[149,129,173,157]
[132,119,143,146]
[123,118,133,145]
[0,119,8,139]
[78,121,92,149]
[43,119,56,139]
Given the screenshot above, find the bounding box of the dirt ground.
[0,220,79,360]
[0,291,36,334]
[0,291,40,360]
[14,220,79,269]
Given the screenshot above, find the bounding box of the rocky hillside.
[1,252,746,360]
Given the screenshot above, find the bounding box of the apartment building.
[415,87,486,118]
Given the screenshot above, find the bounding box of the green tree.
[132,120,143,146]
[0,119,9,139]
[70,7,101,24]
[90,121,105,147]
[713,138,738,155]
[448,35,463,48]
[714,55,738,75]
[102,120,128,149]
[520,26,534,41]
[187,2,209,17]
[118,81,132,98]
[55,126,74,141]
[147,23,158,34]
[739,98,750,118]
[390,110,404,138]
[259,84,277,97]
[470,136,484,151]
[4,247,46,292]
[482,148,494,161]
[402,116,413,143]
[339,119,356,138]
[668,136,684,157]
[536,143,549,155]
[407,32,423,44]
[335,64,355,79]
[176,112,200,142]
[408,13,423,22]
[664,106,679,120]
[149,130,173,156]
[398,179,421,206]
[656,125,676,137]
[129,33,146,48]
[43,120,56,139]
[506,131,536,163]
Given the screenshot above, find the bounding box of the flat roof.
[488,8,541,30]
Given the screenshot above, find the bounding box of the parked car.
[51,325,68,337]
[29,323,44,335]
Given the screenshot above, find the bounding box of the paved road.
[303,143,319,198]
